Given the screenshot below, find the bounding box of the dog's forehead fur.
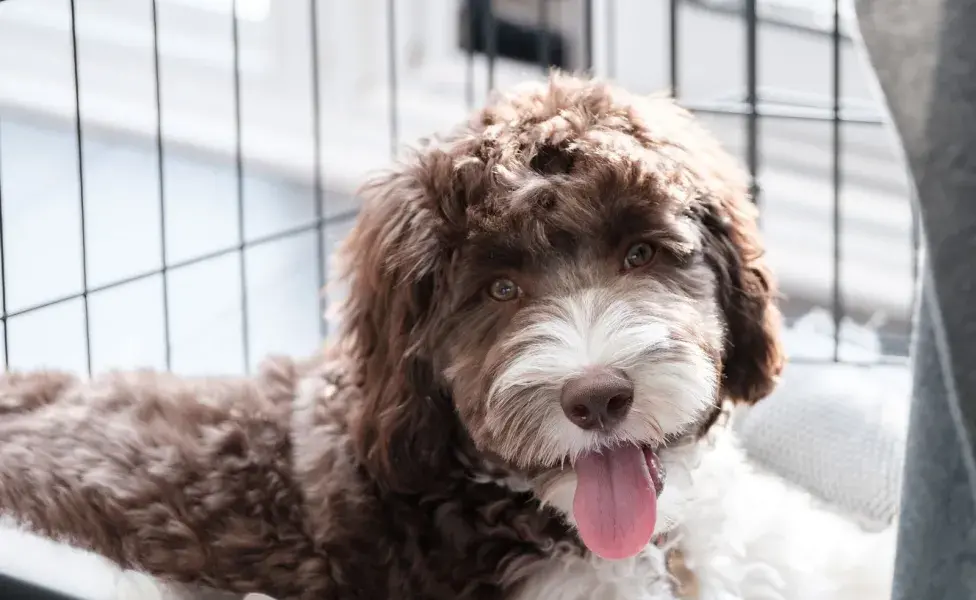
[402,76,738,262]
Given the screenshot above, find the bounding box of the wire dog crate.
[0,0,915,382]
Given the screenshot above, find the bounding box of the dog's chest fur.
[510,544,693,600]
[484,435,896,600]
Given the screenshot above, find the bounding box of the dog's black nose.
[560,368,634,431]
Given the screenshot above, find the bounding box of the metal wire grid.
[0,1,918,597]
[0,0,914,380]
[0,0,351,376]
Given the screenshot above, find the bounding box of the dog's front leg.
[0,361,318,597]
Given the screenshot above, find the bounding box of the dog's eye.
[623,242,656,270]
[487,278,520,301]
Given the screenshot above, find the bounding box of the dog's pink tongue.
[572,445,657,560]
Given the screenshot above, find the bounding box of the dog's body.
[0,76,895,599]
[0,361,894,600]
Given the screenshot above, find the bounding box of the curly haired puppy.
[0,75,894,599]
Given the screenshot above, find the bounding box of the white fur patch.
[487,288,717,465]
[509,544,674,600]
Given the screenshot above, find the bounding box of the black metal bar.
[830,0,843,361]
[605,0,616,78]
[2,211,359,322]
[483,0,496,93]
[0,120,8,369]
[230,0,251,372]
[150,0,173,370]
[465,0,476,109]
[387,0,399,156]
[744,0,760,204]
[69,0,93,375]
[582,0,593,72]
[538,0,550,75]
[669,0,679,97]
[682,99,884,125]
[309,0,327,340]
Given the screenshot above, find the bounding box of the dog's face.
[342,76,783,559]
[441,192,723,469]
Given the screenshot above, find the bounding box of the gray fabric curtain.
[855,0,976,596]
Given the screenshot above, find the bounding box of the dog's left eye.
[488,278,520,302]
[623,242,656,270]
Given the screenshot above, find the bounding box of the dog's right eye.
[623,242,656,270]
[487,278,520,302]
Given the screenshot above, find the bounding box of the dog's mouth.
[572,443,665,561]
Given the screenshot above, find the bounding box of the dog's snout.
[560,368,634,431]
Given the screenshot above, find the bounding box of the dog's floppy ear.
[339,157,458,494]
[630,96,783,404]
[696,185,784,404]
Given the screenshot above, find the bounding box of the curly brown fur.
[0,74,783,599]
[0,356,571,599]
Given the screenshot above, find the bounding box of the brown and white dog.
[0,74,894,600]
